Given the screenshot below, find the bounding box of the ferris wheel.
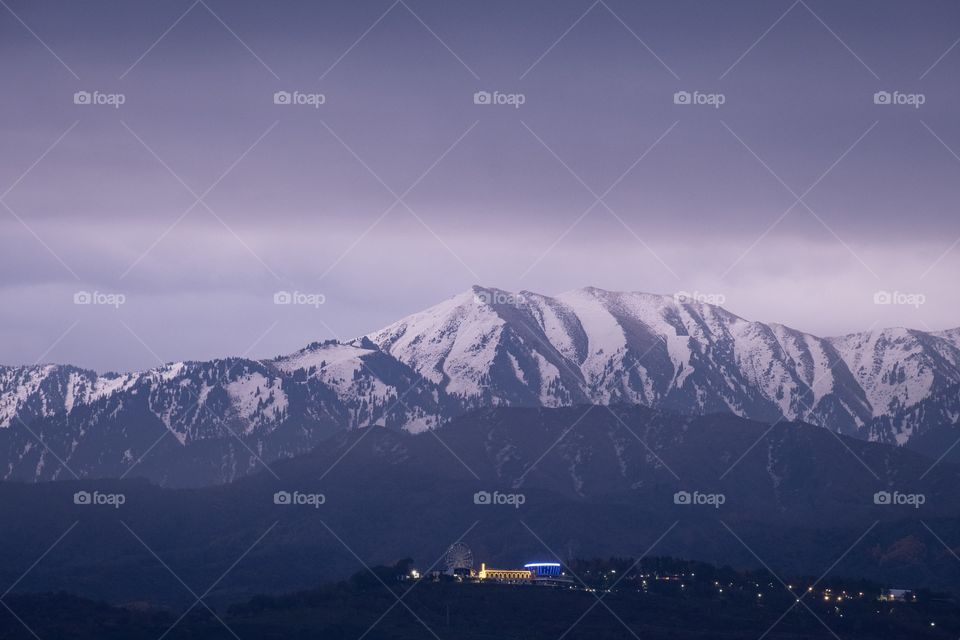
[444,542,474,574]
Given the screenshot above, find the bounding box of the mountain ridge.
[1,285,958,484]
[370,286,960,436]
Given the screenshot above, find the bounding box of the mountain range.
[1,286,958,486]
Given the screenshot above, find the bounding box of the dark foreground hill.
[1,558,958,640]
[1,406,959,606]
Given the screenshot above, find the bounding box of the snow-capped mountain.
[0,285,957,485]
[0,364,136,430]
[0,339,458,484]
[370,286,960,437]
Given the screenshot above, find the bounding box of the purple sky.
[1,0,959,372]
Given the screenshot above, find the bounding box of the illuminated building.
[471,559,572,586]
[525,562,562,577]
[477,563,533,582]
[526,562,573,586]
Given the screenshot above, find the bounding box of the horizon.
[6,282,956,374]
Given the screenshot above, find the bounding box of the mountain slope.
[370,286,958,438]
[0,340,460,485]
[0,286,957,485]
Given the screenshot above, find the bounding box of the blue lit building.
[524,562,574,586]
[524,562,563,578]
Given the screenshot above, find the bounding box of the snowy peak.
[370,288,503,387]
[270,339,378,375]
[828,327,960,418]
[0,364,137,429]
[369,286,960,438]
[369,286,592,407]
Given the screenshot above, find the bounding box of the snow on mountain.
[828,328,960,418]
[370,290,505,396]
[0,338,457,483]
[272,340,376,374]
[934,327,960,350]
[268,339,445,432]
[369,288,589,407]
[0,285,958,484]
[369,286,960,439]
[0,364,136,429]
[552,287,630,397]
